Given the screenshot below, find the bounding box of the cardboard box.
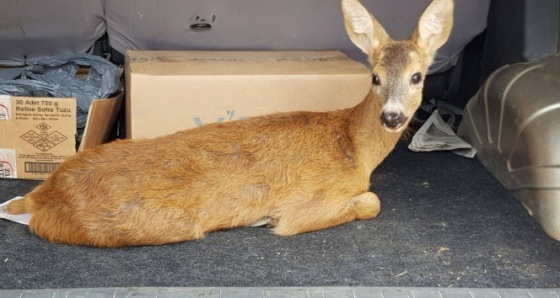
[125,51,371,139]
[0,93,123,180]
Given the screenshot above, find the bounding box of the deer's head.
[342,0,454,132]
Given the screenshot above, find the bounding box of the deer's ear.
[342,0,389,55]
[412,0,454,54]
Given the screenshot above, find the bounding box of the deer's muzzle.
[380,111,407,131]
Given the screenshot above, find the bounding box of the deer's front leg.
[272,191,381,236]
[351,191,381,220]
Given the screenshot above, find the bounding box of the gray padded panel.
[481,0,559,78]
[0,0,105,66]
[105,0,490,73]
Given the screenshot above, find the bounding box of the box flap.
[79,92,123,152]
[126,50,369,76]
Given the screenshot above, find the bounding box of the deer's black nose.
[380,112,406,129]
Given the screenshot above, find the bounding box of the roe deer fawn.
[6,0,454,247]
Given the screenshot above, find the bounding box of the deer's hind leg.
[6,196,27,214]
[272,191,380,236]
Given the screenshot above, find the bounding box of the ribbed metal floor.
[1,287,560,298]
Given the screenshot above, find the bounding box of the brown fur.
[7,0,454,247]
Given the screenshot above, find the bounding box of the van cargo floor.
[1,143,559,289]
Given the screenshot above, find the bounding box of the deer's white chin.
[382,124,406,133]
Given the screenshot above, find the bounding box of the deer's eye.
[372,74,381,86]
[411,72,422,84]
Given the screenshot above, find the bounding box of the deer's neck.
[348,89,404,174]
